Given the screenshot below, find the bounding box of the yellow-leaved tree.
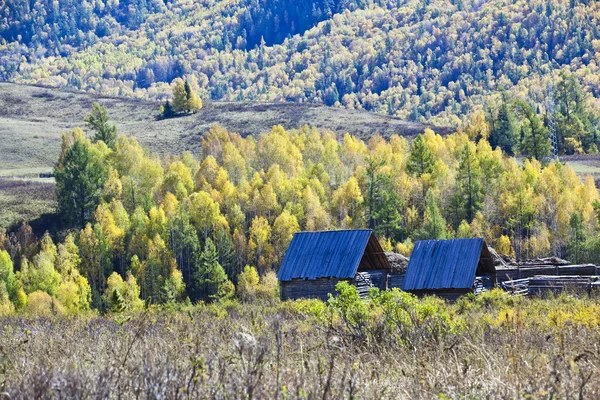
[172,78,202,114]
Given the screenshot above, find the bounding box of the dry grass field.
[2,290,600,399]
[0,178,55,228]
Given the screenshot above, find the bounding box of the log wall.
[280,278,345,301]
[281,269,388,301]
[388,273,405,289]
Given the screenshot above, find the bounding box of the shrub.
[369,288,464,346]
[26,290,64,316]
[0,282,14,316]
[328,282,369,338]
[256,271,279,303]
[104,272,144,312]
[474,288,517,310]
[237,265,260,303]
[281,298,329,322]
[219,280,235,300]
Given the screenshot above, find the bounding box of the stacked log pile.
[489,247,600,296]
[473,275,495,295]
[497,264,598,282]
[353,272,375,297]
[528,275,597,295]
[499,278,529,296]
[386,252,408,290]
[500,275,600,296]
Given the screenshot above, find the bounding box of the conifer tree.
[194,238,228,301]
[514,100,552,161]
[420,189,447,240]
[185,80,203,112]
[488,94,518,155]
[161,99,175,119]
[568,212,585,263]
[172,79,188,113]
[172,78,203,114]
[55,129,108,227]
[370,173,403,240]
[85,103,117,148]
[456,143,483,222]
[406,134,434,177]
[365,157,385,229]
[554,71,597,153]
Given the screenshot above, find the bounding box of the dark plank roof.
[277,230,389,281]
[402,238,495,291]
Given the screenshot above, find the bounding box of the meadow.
[1,286,600,399]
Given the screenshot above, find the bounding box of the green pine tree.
[84,103,117,148]
[419,189,447,240]
[554,71,597,153]
[406,134,434,177]
[514,100,552,161]
[54,131,108,227]
[161,99,175,119]
[194,238,228,301]
[456,143,483,223]
[488,93,518,155]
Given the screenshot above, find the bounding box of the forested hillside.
[2,0,600,131]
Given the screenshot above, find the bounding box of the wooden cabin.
[401,238,496,301]
[277,230,391,301]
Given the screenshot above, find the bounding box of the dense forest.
[1,101,600,313]
[2,0,600,130]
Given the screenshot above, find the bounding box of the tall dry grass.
[0,289,599,399]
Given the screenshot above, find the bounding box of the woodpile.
[499,278,529,296]
[353,272,375,297]
[491,250,600,297]
[385,252,409,273]
[500,275,600,296]
[528,276,596,295]
[473,275,494,295]
[354,269,388,296]
[497,264,598,282]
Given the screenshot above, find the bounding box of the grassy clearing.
[564,161,600,175]
[0,178,56,228]
[0,168,53,178]
[1,288,600,398]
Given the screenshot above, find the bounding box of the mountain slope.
[2,0,600,125]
